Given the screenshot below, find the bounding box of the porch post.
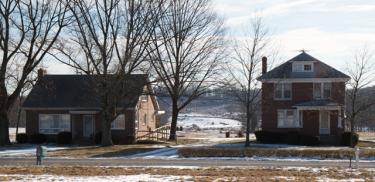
[338,107,342,128]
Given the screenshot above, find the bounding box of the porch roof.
[293,100,341,110]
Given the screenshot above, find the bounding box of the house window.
[140,95,148,102]
[274,83,292,100]
[39,114,70,134]
[111,114,125,130]
[313,83,331,99]
[292,63,313,72]
[277,110,301,128]
[304,64,312,71]
[143,114,147,125]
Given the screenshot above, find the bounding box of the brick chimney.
[262,56,267,74]
[37,68,46,79]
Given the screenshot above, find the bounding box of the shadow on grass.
[91,147,163,158]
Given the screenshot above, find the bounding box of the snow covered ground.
[176,113,242,130]
[0,144,68,157]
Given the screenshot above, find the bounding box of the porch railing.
[136,125,171,142]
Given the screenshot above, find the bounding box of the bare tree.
[0,0,69,145]
[148,0,225,141]
[345,47,375,147]
[222,17,270,147]
[53,0,162,146]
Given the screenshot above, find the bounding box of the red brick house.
[257,52,350,144]
[22,71,162,144]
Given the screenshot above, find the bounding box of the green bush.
[29,133,47,144]
[340,132,359,147]
[56,132,72,144]
[16,133,28,143]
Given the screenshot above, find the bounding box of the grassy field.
[47,138,202,158]
[0,166,373,182]
[178,141,375,159]
[47,145,163,158]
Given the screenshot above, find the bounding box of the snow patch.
[0,144,68,157]
[176,113,241,130]
[0,174,194,182]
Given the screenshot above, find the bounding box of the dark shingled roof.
[258,52,350,80]
[293,100,341,107]
[23,74,148,109]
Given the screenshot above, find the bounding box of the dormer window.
[304,64,312,71]
[292,62,313,72]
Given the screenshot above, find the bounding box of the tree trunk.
[245,104,251,147]
[0,109,10,145]
[101,111,113,146]
[16,99,22,136]
[169,100,178,141]
[350,118,355,148]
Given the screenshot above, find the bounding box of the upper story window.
[274,83,292,100]
[292,62,313,72]
[313,82,331,99]
[140,95,148,102]
[304,64,312,71]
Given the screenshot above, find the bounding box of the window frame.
[292,62,314,72]
[313,82,331,100]
[111,114,125,130]
[38,114,71,134]
[303,64,312,72]
[274,83,292,100]
[277,109,301,128]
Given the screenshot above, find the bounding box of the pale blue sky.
[214,0,375,70]
[46,0,375,74]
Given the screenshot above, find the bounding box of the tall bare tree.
[345,47,375,147]
[53,0,162,146]
[148,0,225,140]
[223,17,270,147]
[0,0,69,145]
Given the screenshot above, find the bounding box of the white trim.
[294,106,341,110]
[259,78,350,83]
[338,109,342,128]
[70,111,99,114]
[319,110,330,135]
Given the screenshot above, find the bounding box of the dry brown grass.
[178,147,375,159]
[0,166,373,181]
[47,145,163,158]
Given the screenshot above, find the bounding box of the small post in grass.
[355,147,360,169]
[36,145,46,165]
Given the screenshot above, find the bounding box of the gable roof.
[23,74,151,110]
[257,52,350,81]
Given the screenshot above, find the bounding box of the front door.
[319,111,330,135]
[83,115,94,138]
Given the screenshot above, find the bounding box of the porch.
[294,100,345,144]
